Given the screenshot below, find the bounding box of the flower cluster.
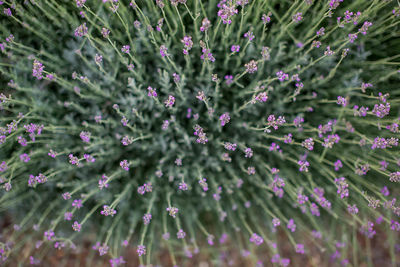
[1,1,399,266]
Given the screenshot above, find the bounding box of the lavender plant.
[0,0,400,266]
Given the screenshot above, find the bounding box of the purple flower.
[361,82,373,92]
[359,21,372,35]
[244,147,253,158]
[64,212,73,221]
[334,159,343,171]
[244,31,255,41]
[44,230,55,241]
[281,258,290,267]
[76,0,86,8]
[170,178,183,190]
[126,63,134,71]
[310,203,320,216]
[72,221,81,232]
[166,207,179,218]
[245,60,258,73]
[334,177,349,198]
[54,242,66,250]
[276,71,289,81]
[329,0,343,10]
[200,17,211,32]
[287,219,296,232]
[372,103,390,118]
[0,161,8,172]
[199,178,208,191]
[269,142,281,152]
[219,112,231,126]
[348,33,358,43]
[324,46,335,56]
[337,96,347,106]
[217,2,238,24]
[120,160,130,171]
[207,235,215,246]
[271,254,281,263]
[32,60,44,80]
[133,20,141,29]
[270,177,285,198]
[292,12,303,22]
[267,115,286,130]
[360,221,376,238]
[389,172,400,182]
[347,204,359,214]
[98,243,109,256]
[177,229,186,239]
[249,233,264,246]
[110,256,125,267]
[297,194,309,205]
[137,245,146,256]
[46,73,56,81]
[231,45,240,53]
[295,243,305,254]
[164,95,175,108]
[142,213,152,225]
[379,160,389,171]
[62,192,71,200]
[255,92,269,103]
[261,46,271,60]
[72,199,83,209]
[156,18,164,31]
[84,154,95,163]
[3,182,11,191]
[28,173,48,187]
[194,125,208,144]
[247,166,256,175]
[224,75,233,86]
[219,233,228,244]
[80,131,91,143]
[3,8,12,16]
[161,120,169,130]
[371,137,387,149]
[101,27,110,38]
[381,186,389,196]
[224,142,236,151]
[312,40,321,48]
[196,91,206,101]
[74,23,88,37]
[322,134,340,148]
[391,220,400,231]
[162,232,170,240]
[101,205,117,217]
[200,47,215,62]
[121,45,130,54]
[48,149,57,158]
[29,256,40,265]
[160,45,168,57]
[293,116,304,127]
[172,73,180,83]
[24,123,44,141]
[181,36,193,55]
[69,154,79,166]
[272,218,281,227]
[261,13,272,24]
[121,136,133,146]
[301,138,314,151]
[147,86,157,97]
[298,160,309,172]
[316,27,325,36]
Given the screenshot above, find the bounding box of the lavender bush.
[0,0,400,266]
